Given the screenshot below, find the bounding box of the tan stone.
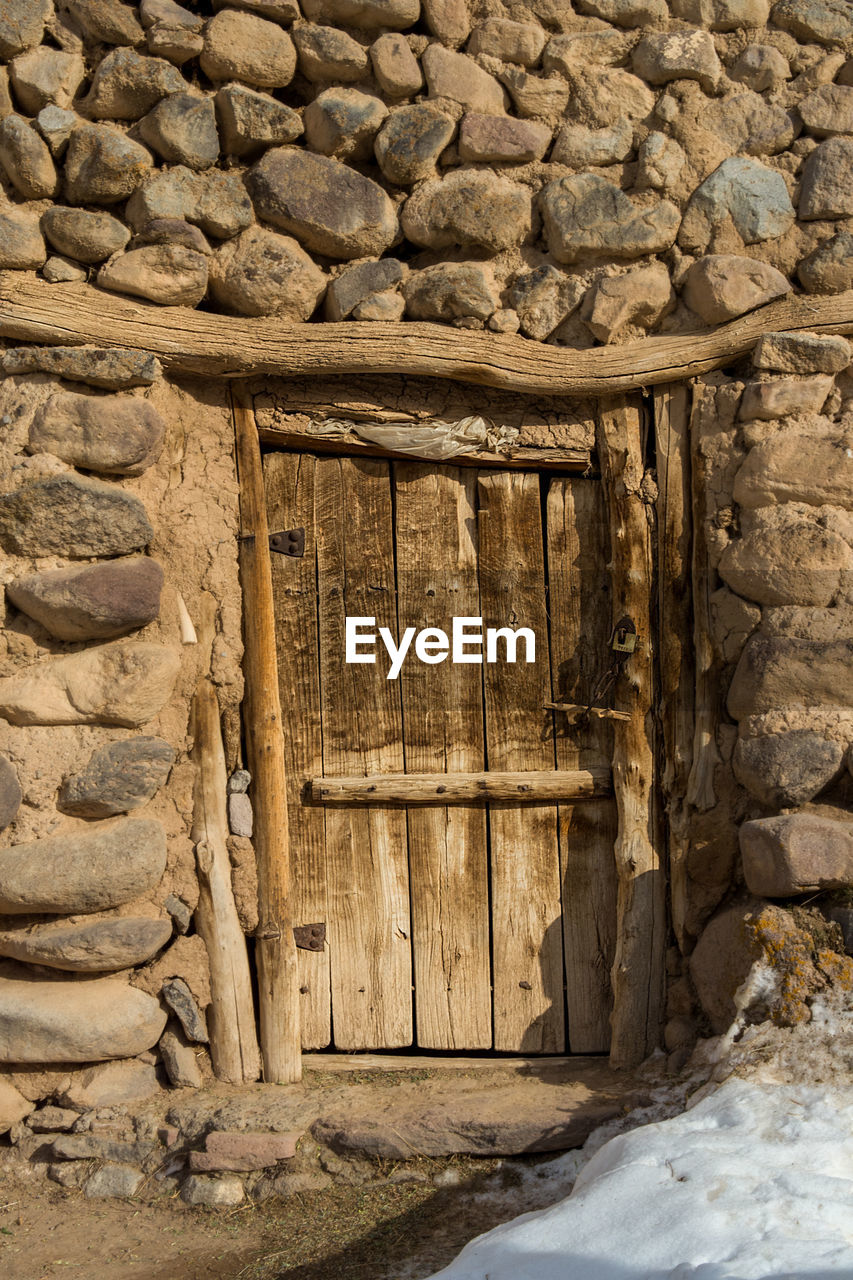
[468,19,545,66]
[739,375,834,421]
[210,225,327,319]
[458,113,550,164]
[98,244,209,307]
[0,917,173,972]
[734,435,853,509]
[498,68,568,120]
[753,331,852,374]
[422,45,506,114]
[401,169,533,254]
[0,1079,34,1134]
[369,33,423,97]
[728,632,853,720]
[9,48,86,114]
[0,115,58,200]
[719,508,853,606]
[28,394,166,476]
[682,255,791,324]
[741,812,853,897]
[583,262,675,343]
[200,10,296,88]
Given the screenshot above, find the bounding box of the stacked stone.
[0,1,850,341]
[0,347,212,1131]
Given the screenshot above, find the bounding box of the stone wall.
[0,1,852,339]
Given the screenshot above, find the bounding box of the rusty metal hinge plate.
[269,528,305,557]
[293,922,325,951]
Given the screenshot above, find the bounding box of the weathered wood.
[190,678,260,1085]
[232,387,302,1084]
[545,702,632,722]
[596,398,666,1070]
[394,464,490,1049]
[311,768,613,804]
[547,477,619,1054]
[315,457,412,1050]
[264,451,330,1049]
[258,423,589,471]
[654,385,694,949]
[478,471,564,1054]
[4,274,853,395]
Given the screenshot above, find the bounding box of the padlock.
[610,616,637,655]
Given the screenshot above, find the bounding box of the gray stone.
[730,43,789,91]
[0,756,21,831]
[165,895,192,934]
[28,394,166,476]
[0,115,58,200]
[211,0,300,21]
[0,0,51,59]
[304,87,388,161]
[48,1162,90,1188]
[66,0,146,46]
[133,218,214,255]
[58,1058,162,1109]
[632,29,721,92]
[734,435,853,510]
[228,792,253,838]
[60,736,175,816]
[718,508,852,606]
[246,147,398,260]
[458,113,551,164]
[551,120,633,168]
[798,232,853,295]
[98,244,209,307]
[200,10,296,88]
[0,917,172,973]
[228,769,251,794]
[800,138,853,220]
[734,731,844,807]
[422,45,505,114]
[293,24,369,81]
[728,633,853,720]
[85,1162,144,1199]
[671,0,769,26]
[753,331,852,374]
[0,641,180,729]
[740,812,853,897]
[300,0,419,29]
[681,254,791,324]
[42,256,86,284]
[679,157,795,253]
[326,259,403,321]
[401,170,533,254]
[50,1134,158,1166]
[772,0,853,45]
[0,1079,34,1134]
[27,1105,78,1132]
[64,123,153,205]
[42,207,130,264]
[708,93,799,158]
[215,84,302,157]
[498,68,568,120]
[510,266,585,342]
[468,18,547,64]
[374,104,455,184]
[210,226,327,320]
[739,375,834,421]
[0,818,167,915]
[540,175,680,265]
[9,48,86,114]
[579,0,668,23]
[36,106,78,158]
[159,1025,202,1087]
[583,262,675,343]
[800,85,853,138]
[162,977,209,1043]
[0,474,153,559]
[181,1174,244,1206]
[126,166,253,240]
[8,558,164,643]
[138,93,219,170]
[369,33,422,97]
[0,970,167,1064]
[86,49,188,121]
[0,346,161,388]
[403,263,500,323]
[0,205,45,270]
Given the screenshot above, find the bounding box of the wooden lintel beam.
[311,768,612,805]
[2,274,853,397]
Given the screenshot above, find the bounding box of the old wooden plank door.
[265,451,618,1053]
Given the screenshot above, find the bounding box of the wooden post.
[654,384,694,951]
[191,678,260,1084]
[596,397,666,1070]
[231,384,302,1083]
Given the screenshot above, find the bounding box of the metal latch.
[269,528,305,557]
[293,922,325,951]
[610,616,637,656]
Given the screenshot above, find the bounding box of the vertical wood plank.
[264,451,330,1049]
[546,477,618,1053]
[596,397,665,1069]
[478,471,564,1054]
[654,384,694,951]
[394,463,491,1050]
[315,457,412,1049]
[232,387,302,1083]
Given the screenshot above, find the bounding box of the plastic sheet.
[303,415,520,460]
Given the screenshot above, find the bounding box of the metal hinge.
[269,528,305,557]
[293,922,325,951]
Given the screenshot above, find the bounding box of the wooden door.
[265,453,618,1053]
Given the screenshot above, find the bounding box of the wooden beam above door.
[311,768,613,805]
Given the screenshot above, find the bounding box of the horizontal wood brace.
[310,768,612,805]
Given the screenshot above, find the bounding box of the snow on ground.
[428,984,853,1280]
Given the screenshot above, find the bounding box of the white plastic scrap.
[303,415,520,460]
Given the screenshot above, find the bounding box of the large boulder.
[421,44,506,114]
[0,917,173,972]
[740,811,853,897]
[215,83,302,156]
[246,147,398,259]
[632,28,722,92]
[85,49,188,121]
[7,558,164,642]
[402,262,500,322]
[0,818,167,915]
[304,87,387,162]
[717,508,853,606]
[734,435,853,509]
[0,475,153,558]
[798,231,853,294]
[401,170,533,254]
[0,0,51,59]
[28,394,166,476]
[539,175,680,264]
[582,262,674,343]
[0,969,168,1063]
[728,631,853,720]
